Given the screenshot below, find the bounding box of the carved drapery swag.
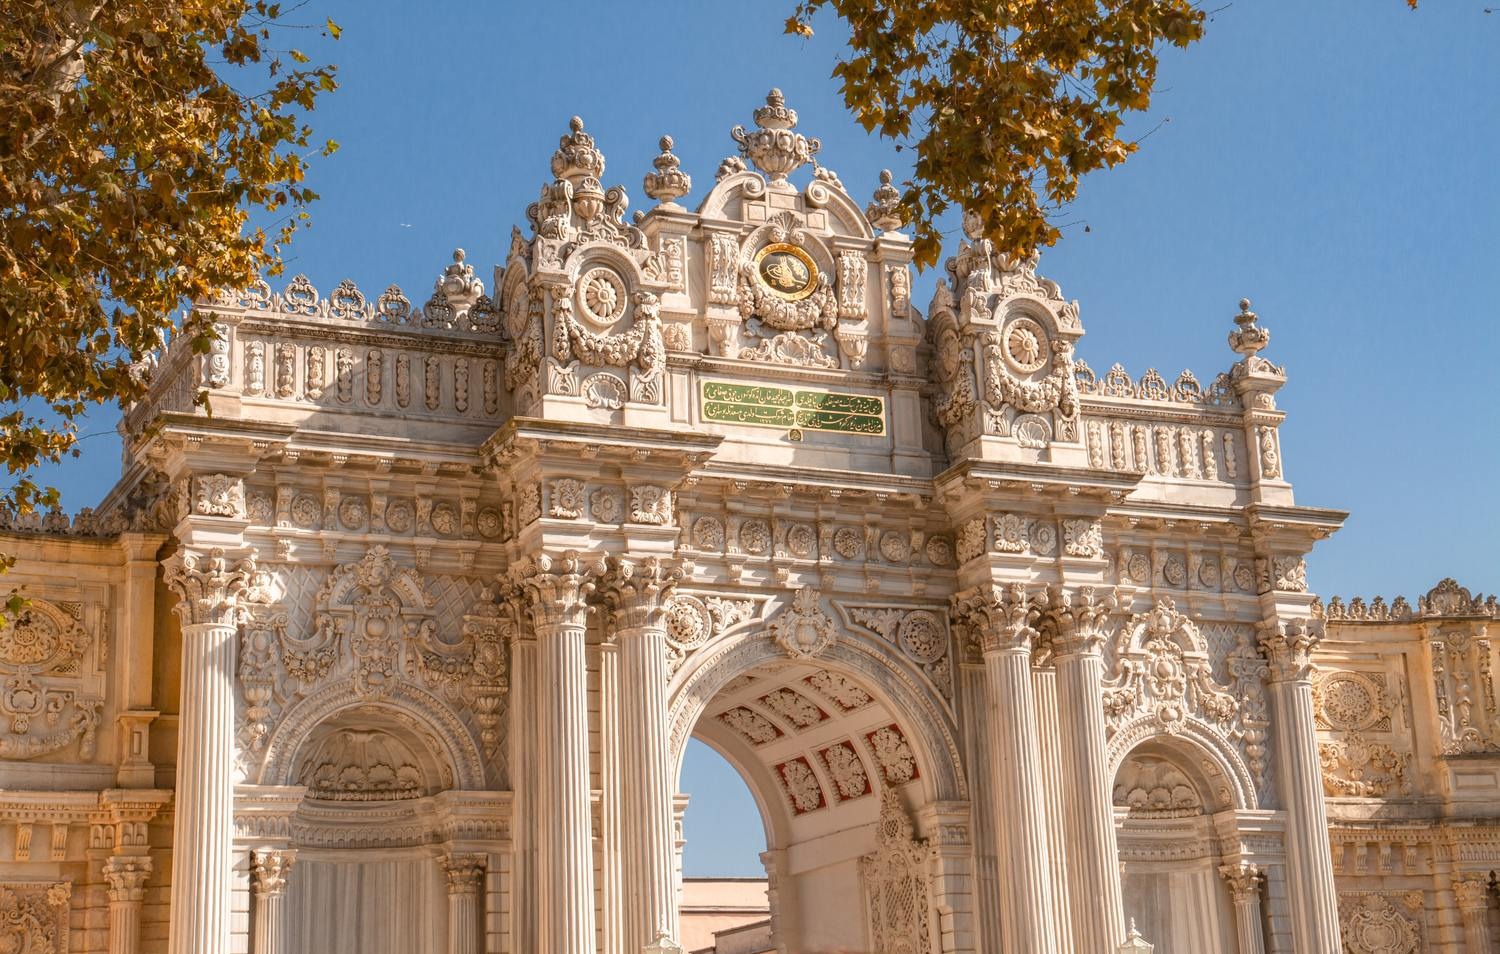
[859,788,937,954]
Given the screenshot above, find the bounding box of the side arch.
[1106,716,1257,812]
[258,681,487,791]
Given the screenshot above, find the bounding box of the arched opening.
[1113,739,1238,954]
[678,738,772,952]
[276,704,472,954]
[675,655,947,954]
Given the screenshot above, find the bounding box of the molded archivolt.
[258,681,486,791]
[1107,720,1256,813]
[668,620,967,805]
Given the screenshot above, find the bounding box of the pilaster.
[1219,862,1268,954]
[442,853,487,954]
[103,855,152,954]
[1452,877,1494,954]
[249,848,295,954]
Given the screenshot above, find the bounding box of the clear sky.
[32,0,1499,876]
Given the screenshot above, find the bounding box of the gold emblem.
[754,243,818,301]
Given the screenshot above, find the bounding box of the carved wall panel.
[0,598,102,761]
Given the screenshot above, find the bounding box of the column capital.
[163,547,257,627]
[1218,862,1265,903]
[600,555,682,633]
[951,581,1046,655]
[1043,585,1117,657]
[505,550,606,631]
[1258,617,1324,682]
[103,855,153,903]
[1453,876,1492,913]
[250,848,296,899]
[442,852,487,896]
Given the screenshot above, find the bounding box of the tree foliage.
[0,0,337,518]
[788,0,1206,268]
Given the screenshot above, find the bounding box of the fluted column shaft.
[1054,641,1125,951]
[1453,878,1493,954]
[512,552,601,954]
[104,856,151,954]
[509,634,538,954]
[1220,864,1267,954]
[443,854,486,954]
[164,549,255,954]
[1261,622,1341,954]
[604,556,683,954]
[984,643,1059,952]
[618,625,679,949]
[250,849,295,954]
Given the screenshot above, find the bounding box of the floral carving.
[1062,518,1102,558]
[860,789,934,954]
[0,882,71,953]
[0,599,100,760]
[718,706,781,746]
[1339,894,1420,954]
[193,474,244,517]
[739,519,771,555]
[758,688,827,730]
[1101,598,1240,737]
[803,670,873,712]
[820,741,871,801]
[550,479,586,519]
[775,756,826,814]
[630,485,672,525]
[865,724,919,785]
[1319,738,1408,797]
[691,517,725,551]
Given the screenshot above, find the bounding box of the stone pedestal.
[103,855,152,954]
[442,853,487,954]
[604,557,683,953]
[164,549,255,954]
[1048,588,1125,952]
[1260,620,1342,954]
[511,553,600,954]
[1219,863,1267,954]
[250,848,295,954]
[1452,878,1493,954]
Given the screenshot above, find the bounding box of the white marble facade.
[0,90,1495,954]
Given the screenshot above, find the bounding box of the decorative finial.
[866,168,905,232]
[551,115,606,184]
[1228,296,1270,359]
[643,134,692,206]
[453,248,466,263]
[731,87,820,186]
[434,247,483,314]
[1117,918,1155,953]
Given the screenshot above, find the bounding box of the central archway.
[669,618,973,954]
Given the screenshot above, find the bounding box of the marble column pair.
[511,552,684,954]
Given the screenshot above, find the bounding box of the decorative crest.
[767,586,837,658]
[731,89,822,186]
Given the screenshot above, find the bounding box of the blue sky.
[33,1,1498,875]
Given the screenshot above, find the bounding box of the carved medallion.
[754,243,818,302]
[576,267,628,329]
[1002,316,1049,374]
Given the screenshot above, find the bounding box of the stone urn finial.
[1228,296,1271,359]
[731,87,821,186]
[643,134,692,207]
[866,169,905,232]
[551,114,606,184]
[434,247,483,314]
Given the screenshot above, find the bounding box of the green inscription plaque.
[700,380,885,436]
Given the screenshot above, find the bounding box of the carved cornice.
[1259,617,1324,682]
[163,547,256,627]
[505,550,605,631]
[600,555,682,633]
[950,582,1045,655]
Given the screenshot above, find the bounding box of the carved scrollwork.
[0,599,100,760]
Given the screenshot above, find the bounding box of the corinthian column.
[250,848,295,954]
[442,853,487,954]
[954,583,1058,953]
[1452,877,1494,953]
[1218,863,1267,954]
[164,548,255,954]
[510,551,602,954]
[103,855,152,954]
[1259,619,1341,954]
[1045,587,1125,952]
[601,556,684,954]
